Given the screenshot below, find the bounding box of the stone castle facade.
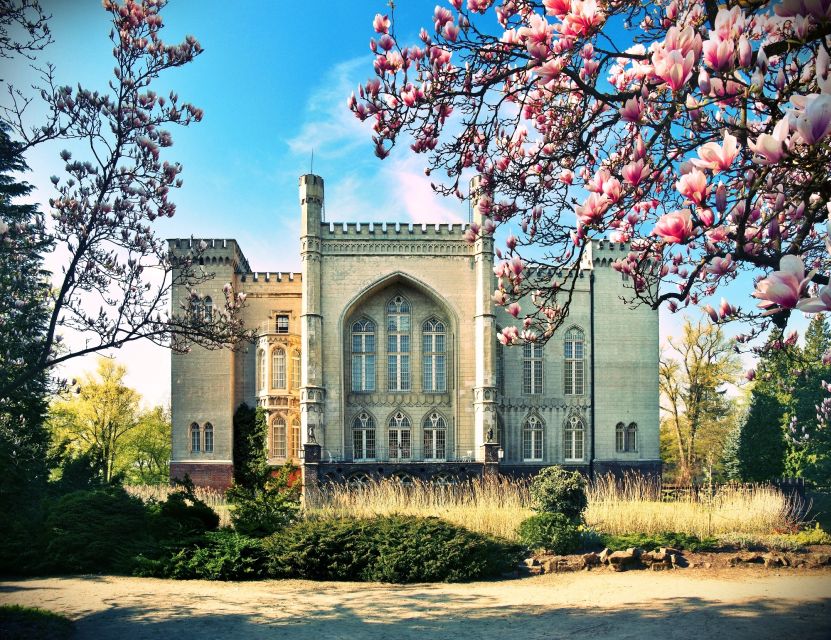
[169,174,660,489]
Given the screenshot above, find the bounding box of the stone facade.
[170,174,660,489]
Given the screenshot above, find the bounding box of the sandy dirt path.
[2,570,830,639]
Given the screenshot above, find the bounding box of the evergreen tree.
[232,403,268,489]
[0,123,53,504]
[723,390,786,482]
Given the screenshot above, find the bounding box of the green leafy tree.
[723,390,786,482]
[232,403,268,489]
[660,320,743,484]
[49,358,141,482]
[123,405,171,485]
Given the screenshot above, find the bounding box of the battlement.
[321,221,472,239]
[240,272,302,284]
[167,238,252,274]
[592,239,630,254]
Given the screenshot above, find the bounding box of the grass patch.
[0,605,73,640]
[597,531,718,552]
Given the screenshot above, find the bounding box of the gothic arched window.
[272,347,286,389]
[353,412,376,461]
[523,415,544,461]
[386,296,411,391]
[388,411,411,460]
[564,414,585,461]
[423,411,447,461]
[523,342,544,395]
[290,419,301,459]
[190,422,200,453]
[204,422,214,453]
[564,327,585,395]
[626,422,638,453]
[351,319,376,392]
[271,416,287,458]
[203,296,213,322]
[257,349,266,393]
[615,422,626,453]
[291,350,301,390]
[422,318,447,392]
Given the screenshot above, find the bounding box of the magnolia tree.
[0,0,252,400]
[351,0,831,347]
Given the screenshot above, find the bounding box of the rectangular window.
[191,427,200,453]
[523,429,542,461]
[387,336,410,391]
[291,352,300,390]
[204,427,213,453]
[523,343,543,395]
[276,315,289,334]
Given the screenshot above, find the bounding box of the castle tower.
[299,175,326,461]
[470,176,498,460]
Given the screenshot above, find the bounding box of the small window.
[290,419,301,459]
[615,422,626,453]
[203,296,213,322]
[204,422,214,453]
[190,423,200,453]
[272,416,287,458]
[257,349,266,392]
[276,315,289,334]
[615,421,638,452]
[291,351,301,390]
[523,415,543,461]
[626,422,638,452]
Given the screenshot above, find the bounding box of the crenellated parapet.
[321,221,473,238]
[167,238,252,274]
[240,272,303,283]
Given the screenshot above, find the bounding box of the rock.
[608,549,640,572]
[670,553,688,568]
[657,547,682,556]
[763,553,787,568]
[728,553,764,566]
[599,547,611,564]
[808,553,831,567]
[582,551,601,568]
[523,557,539,568]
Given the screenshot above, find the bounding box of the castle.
[169,174,660,489]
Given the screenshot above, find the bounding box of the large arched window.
[523,342,544,395]
[423,411,447,461]
[257,349,266,393]
[203,296,213,322]
[351,319,376,392]
[564,414,585,461]
[271,416,287,458]
[353,412,376,461]
[291,350,301,390]
[272,347,286,389]
[564,327,585,395]
[388,411,411,460]
[290,419,301,459]
[190,422,200,453]
[204,422,214,453]
[626,422,638,452]
[523,415,544,461]
[422,318,447,392]
[386,296,411,391]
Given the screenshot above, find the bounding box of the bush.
[227,465,300,537]
[265,515,524,583]
[518,513,581,554]
[598,531,717,552]
[134,530,268,581]
[529,466,587,521]
[148,477,220,537]
[43,488,155,573]
[0,605,73,640]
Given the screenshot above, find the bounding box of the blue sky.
[12,1,808,405]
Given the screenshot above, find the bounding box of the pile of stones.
[516,546,687,576]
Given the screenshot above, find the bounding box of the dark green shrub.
[0,605,73,639]
[529,466,587,521]
[598,531,717,552]
[265,515,524,583]
[227,465,300,537]
[518,513,581,554]
[147,477,220,538]
[44,488,154,573]
[134,531,268,581]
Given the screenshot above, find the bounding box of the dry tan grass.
[585,475,802,538]
[311,476,533,541]
[125,484,232,528]
[311,474,802,541]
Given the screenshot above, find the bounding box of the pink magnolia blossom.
[752,255,813,312]
[795,94,831,145]
[653,209,694,244]
[652,48,695,92]
[498,325,519,345]
[676,168,708,205]
[507,302,521,317]
[690,131,739,173]
[795,285,831,313]
[702,304,719,322]
[543,0,572,19]
[561,0,604,38]
[622,159,646,185]
[619,97,644,123]
[559,169,574,184]
[702,35,734,71]
[373,13,390,34]
[748,116,791,164]
[575,192,611,225]
[706,254,735,275]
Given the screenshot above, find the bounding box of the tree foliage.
[232,402,268,489]
[660,319,742,483]
[352,0,831,344]
[0,0,254,402]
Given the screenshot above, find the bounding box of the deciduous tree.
[353,0,831,344]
